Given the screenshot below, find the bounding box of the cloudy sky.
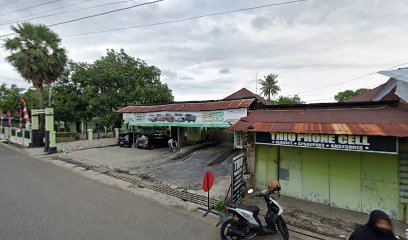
[0,0,407,102]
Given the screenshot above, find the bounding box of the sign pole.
[203,171,214,210]
[207,172,210,210]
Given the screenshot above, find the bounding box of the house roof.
[117,98,255,113]
[379,68,408,83]
[347,79,399,102]
[348,68,408,103]
[224,88,272,105]
[379,68,408,102]
[229,102,408,137]
[346,84,385,102]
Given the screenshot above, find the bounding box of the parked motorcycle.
[218,189,289,240]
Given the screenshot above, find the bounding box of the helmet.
[268,179,281,192]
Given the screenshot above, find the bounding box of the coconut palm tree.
[259,73,281,101]
[3,22,67,109]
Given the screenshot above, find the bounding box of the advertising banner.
[232,153,245,203]
[256,132,397,154]
[123,108,247,128]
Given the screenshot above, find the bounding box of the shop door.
[329,151,361,211]
[279,146,303,199]
[302,148,330,205]
[255,145,278,188]
[361,152,399,218]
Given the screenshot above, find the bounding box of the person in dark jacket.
[349,210,397,240]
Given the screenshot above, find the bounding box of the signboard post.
[203,171,214,210]
[232,153,245,203]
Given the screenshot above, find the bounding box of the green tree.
[334,88,369,102]
[22,87,50,110]
[259,74,281,101]
[51,62,88,130]
[73,49,173,128]
[3,23,67,109]
[275,95,304,105]
[0,83,23,113]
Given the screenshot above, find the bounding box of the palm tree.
[3,23,67,109]
[259,73,281,101]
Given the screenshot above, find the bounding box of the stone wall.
[57,137,117,152]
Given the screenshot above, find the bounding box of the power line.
[304,70,408,103]
[61,0,307,38]
[48,0,163,27]
[0,0,95,26]
[0,0,164,38]
[284,60,408,96]
[0,0,63,19]
[0,0,133,28]
[2,0,26,8]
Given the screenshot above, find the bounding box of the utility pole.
[48,84,52,107]
[255,71,258,94]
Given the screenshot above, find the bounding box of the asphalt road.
[0,144,219,240]
[0,144,307,240]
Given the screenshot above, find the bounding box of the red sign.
[203,171,215,192]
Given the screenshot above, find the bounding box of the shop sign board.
[256,132,397,154]
[232,153,245,203]
[123,108,247,128]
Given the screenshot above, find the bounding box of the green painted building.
[230,101,408,220]
[117,98,257,147]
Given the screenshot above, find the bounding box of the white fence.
[0,127,31,147]
[57,137,117,152]
[0,126,118,151]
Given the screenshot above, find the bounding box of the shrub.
[214,200,226,212]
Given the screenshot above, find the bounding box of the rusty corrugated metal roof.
[229,104,408,137]
[347,79,399,102]
[117,98,255,113]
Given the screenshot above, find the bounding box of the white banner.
[123,108,247,128]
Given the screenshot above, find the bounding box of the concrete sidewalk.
[19,143,234,199]
[244,193,408,239]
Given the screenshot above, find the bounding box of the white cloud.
[0,0,406,102]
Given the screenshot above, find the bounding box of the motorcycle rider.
[349,210,397,240]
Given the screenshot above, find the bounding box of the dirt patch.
[284,208,359,238]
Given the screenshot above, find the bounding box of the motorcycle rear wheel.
[277,216,289,240]
[220,219,243,240]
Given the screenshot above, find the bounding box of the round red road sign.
[203,171,215,192]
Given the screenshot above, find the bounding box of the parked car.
[174,113,186,122]
[185,114,197,122]
[155,114,165,122]
[118,132,137,147]
[148,114,157,122]
[136,133,170,149]
[164,113,175,122]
